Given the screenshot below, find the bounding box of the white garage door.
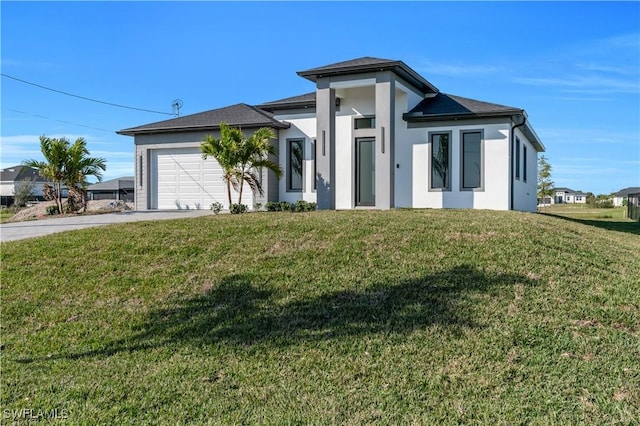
[151,148,233,210]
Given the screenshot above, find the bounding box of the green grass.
[0,210,13,223]
[2,210,639,424]
[541,204,627,219]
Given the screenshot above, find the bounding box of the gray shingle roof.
[298,57,399,75]
[613,187,640,197]
[0,165,48,182]
[256,92,317,112]
[554,188,585,195]
[117,103,290,136]
[404,93,522,119]
[87,177,134,191]
[297,56,438,94]
[404,93,544,152]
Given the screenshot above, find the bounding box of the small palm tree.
[234,127,282,205]
[202,123,283,207]
[64,138,106,212]
[24,136,106,213]
[24,136,69,214]
[201,122,244,207]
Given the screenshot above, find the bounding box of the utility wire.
[1,73,175,116]
[2,107,115,133]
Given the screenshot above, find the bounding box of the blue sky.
[2,1,638,195]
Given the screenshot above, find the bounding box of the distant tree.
[13,179,36,208]
[537,155,553,209]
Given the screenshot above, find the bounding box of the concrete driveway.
[0,210,213,243]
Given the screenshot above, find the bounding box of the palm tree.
[234,127,282,205]
[201,122,244,207]
[201,123,283,207]
[23,136,69,213]
[24,136,106,213]
[64,138,106,212]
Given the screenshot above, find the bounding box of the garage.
[151,148,231,210]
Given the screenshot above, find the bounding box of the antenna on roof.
[172,99,183,117]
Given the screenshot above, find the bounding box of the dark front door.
[356,138,375,206]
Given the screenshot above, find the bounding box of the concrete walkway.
[0,210,213,243]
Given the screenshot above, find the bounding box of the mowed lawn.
[2,209,638,424]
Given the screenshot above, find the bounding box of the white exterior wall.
[1,182,16,197]
[512,127,539,212]
[273,112,317,204]
[1,181,49,198]
[393,83,425,208]
[410,121,511,210]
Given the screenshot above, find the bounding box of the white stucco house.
[611,187,640,207]
[553,187,587,204]
[118,57,544,212]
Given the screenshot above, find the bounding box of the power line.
[1,107,114,133]
[1,73,175,116]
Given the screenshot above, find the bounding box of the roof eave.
[258,102,317,112]
[403,110,545,152]
[298,61,437,94]
[402,110,521,122]
[117,121,290,136]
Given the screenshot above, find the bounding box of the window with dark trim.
[287,139,304,192]
[354,117,376,129]
[462,131,482,190]
[523,145,527,182]
[515,137,521,180]
[430,132,451,190]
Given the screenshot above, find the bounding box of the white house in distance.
[118,57,544,212]
[611,187,640,207]
[553,187,587,204]
[0,165,50,206]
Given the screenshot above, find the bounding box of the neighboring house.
[611,187,640,207]
[0,165,50,206]
[87,176,135,202]
[553,187,587,204]
[118,57,545,212]
[537,196,553,206]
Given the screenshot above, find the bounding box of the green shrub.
[294,200,317,212]
[46,205,60,215]
[596,200,614,209]
[230,203,248,214]
[210,202,223,214]
[265,201,317,212]
[254,202,262,212]
[279,201,292,212]
[265,201,280,212]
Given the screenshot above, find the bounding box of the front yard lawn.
[2,209,638,424]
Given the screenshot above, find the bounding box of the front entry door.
[356,138,375,206]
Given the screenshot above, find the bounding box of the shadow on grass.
[19,265,537,362]
[542,213,640,235]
